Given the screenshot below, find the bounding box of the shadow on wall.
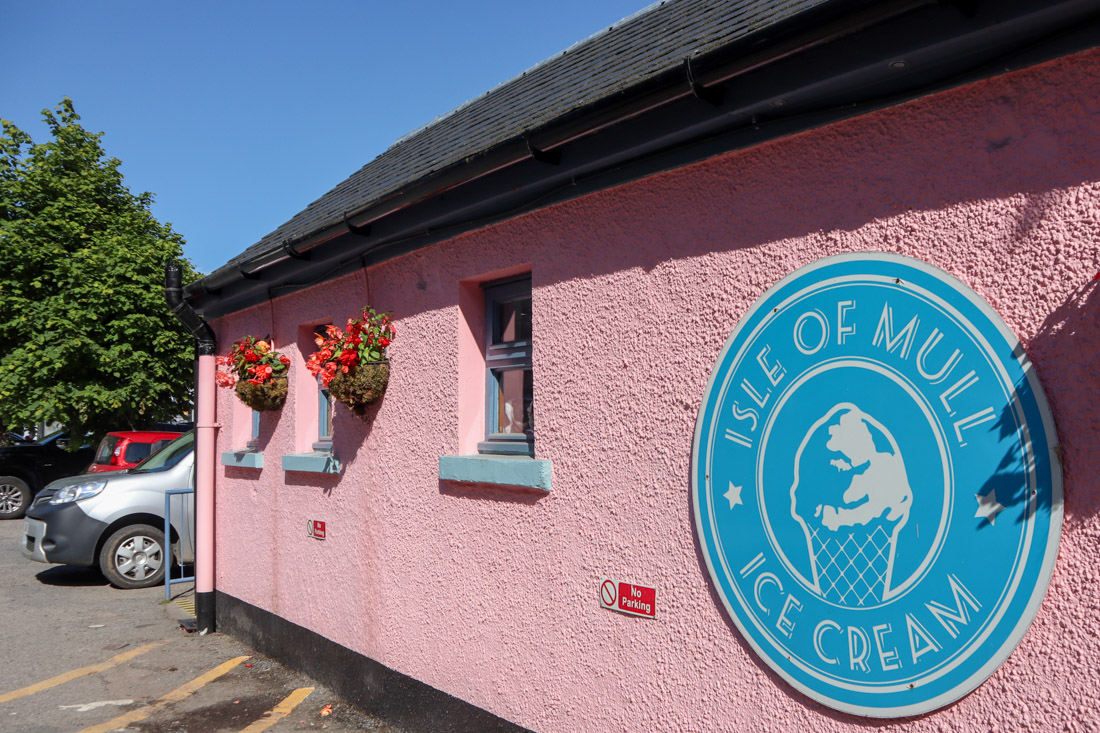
[438,479,546,506]
[1025,276,1100,520]
[411,61,1099,309]
[252,406,281,453]
[325,391,386,481]
[284,470,340,496]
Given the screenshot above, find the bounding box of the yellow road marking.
[77,655,249,733]
[0,641,167,704]
[174,595,196,616]
[240,687,315,732]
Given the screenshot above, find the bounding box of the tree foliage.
[0,99,201,443]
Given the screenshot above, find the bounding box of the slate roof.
[217,0,830,275]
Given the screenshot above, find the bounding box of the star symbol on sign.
[724,482,743,510]
[974,488,1006,526]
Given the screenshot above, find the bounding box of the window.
[247,410,260,449]
[315,325,334,447]
[481,277,533,455]
[318,380,333,441]
[93,435,120,466]
[123,442,153,464]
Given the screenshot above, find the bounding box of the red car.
[86,431,184,474]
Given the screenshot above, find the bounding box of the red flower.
[244,350,259,363]
[379,337,391,348]
[279,355,290,366]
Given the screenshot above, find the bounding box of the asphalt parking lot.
[0,517,404,732]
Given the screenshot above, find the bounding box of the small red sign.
[307,520,326,539]
[599,576,656,619]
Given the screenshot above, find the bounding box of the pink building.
[175,1,1100,729]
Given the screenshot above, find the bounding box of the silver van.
[21,431,195,589]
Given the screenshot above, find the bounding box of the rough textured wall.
[213,48,1100,732]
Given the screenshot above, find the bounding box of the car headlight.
[50,480,107,504]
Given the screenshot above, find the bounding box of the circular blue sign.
[692,253,1062,717]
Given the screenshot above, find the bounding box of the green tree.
[0,98,201,443]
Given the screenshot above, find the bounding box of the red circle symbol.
[600,580,616,607]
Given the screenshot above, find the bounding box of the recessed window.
[315,325,334,445]
[480,277,533,455]
[247,410,260,449]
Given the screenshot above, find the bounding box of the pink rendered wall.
[212,49,1100,731]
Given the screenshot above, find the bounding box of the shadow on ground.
[35,565,108,587]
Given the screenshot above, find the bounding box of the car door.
[39,437,94,485]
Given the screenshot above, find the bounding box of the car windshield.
[131,431,194,473]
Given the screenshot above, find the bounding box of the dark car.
[0,430,94,520]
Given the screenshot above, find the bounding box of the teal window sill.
[221,450,263,469]
[438,454,551,492]
[282,451,342,475]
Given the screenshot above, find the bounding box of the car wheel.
[0,476,31,519]
[99,524,167,589]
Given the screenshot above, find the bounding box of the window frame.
[480,277,534,456]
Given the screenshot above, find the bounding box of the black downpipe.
[164,261,216,633]
[166,262,216,356]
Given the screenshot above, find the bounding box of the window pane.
[319,384,333,440]
[495,368,533,434]
[495,297,531,344]
[124,442,153,464]
[93,436,119,465]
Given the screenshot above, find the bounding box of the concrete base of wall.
[215,591,529,733]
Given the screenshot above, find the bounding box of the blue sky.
[2,0,648,275]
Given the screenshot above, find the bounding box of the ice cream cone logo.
[790,403,912,606]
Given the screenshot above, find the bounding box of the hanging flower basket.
[328,360,390,416]
[307,307,396,420]
[215,336,291,411]
[234,375,288,411]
